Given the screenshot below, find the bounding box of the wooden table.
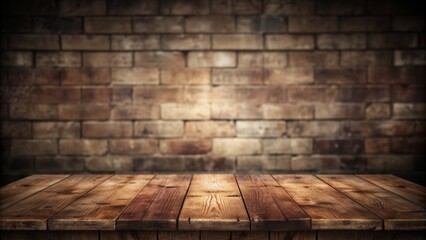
[0,174,425,240]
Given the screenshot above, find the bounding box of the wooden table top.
[0,174,425,231]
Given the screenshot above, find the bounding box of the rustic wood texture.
[319,175,426,230]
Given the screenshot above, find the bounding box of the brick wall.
[1,0,425,183]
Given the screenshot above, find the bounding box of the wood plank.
[319,175,426,230]
[118,174,191,230]
[358,175,426,208]
[200,231,230,240]
[158,231,200,240]
[179,174,250,231]
[231,232,268,240]
[236,174,310,230]
[270,231,316,240]
[48,175,154,230]
[0,175,69,210]
[100,231,156,240]
[0,175,111,230]
[273,175,382,230]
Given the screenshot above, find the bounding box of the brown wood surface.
[48,175,154,230]
[319,175,426,230]
[179,174,250,231]
[273,175,382,230]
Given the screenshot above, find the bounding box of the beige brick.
[59,104,110,120]
[33,122,80,139]
[315,103,364,119]
[135,121,184,138]
[365,138,390,154]
[366,103,391,119]
[111,88,132,104]
[108,0,158,15]
[111,105,160,120]
[315,68,366,84]
[161,103,210,120]
[341,17,390,32]
[291,156,320,171]
[82,88,110,103]
[368,33,417,49]
[109,139,157,155]
[61,68,110,85]
[162,34,210,50]
[188,51,236,68]
[288,121,341,137]
[85,156,133,172]
[213,139,261,155]
[266,35,314,50]
[263,104,314,119]
[212,0,262,14]
[134,87,182,104]
[212,69,263,85]
[11,140,57,156]
[111,35,160,50]
[237,121,286,137]
[263,138,312,154]
[60,139,107,155]
[264,68,313,85]
[83,52,132,67]
[85,17,131,33]
[9,34,59,50]
[62,35,109,50]
[341,51,393,67]
[161,69,210,85]
[161,0,210,15]
[393,103,426,119]
[160,140,212,155]
[36,52,80,67]
[185,121,235,138]
[264,0,314,15]
[238,52,287,68]
[342,121,414,137]
[317,34,366,50]
[186,16,235,32]
[211,86,286,104]
[289,51,338,67]
[32,87,81,104]
[237,156,290,171]
[289,16,337,32]
[212,103,262,119]
[182,86,211,103]
[0,51,32,67]
[134,16,184,33]
[213,34,263,50]
[112,68,159,85]
[394,50,426,66]
[82,122,132,138]
[236,16,286,33]
[134,51,185,68]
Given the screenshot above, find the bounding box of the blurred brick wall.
[0,0,425,183]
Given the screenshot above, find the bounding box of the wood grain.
[100,231,157,240]
[270,231,316,240]
[319,175,426,230]
[179,174,250,231]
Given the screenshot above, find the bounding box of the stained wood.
[319,175,426,230]
[236,174,310,230]
[0,175,69,210]
[270,231,316,240]
[231,231,268,240]
[100,231,157,240]
[179,174,249,231]
[358,175,426,208]
[0,175,111,230]
[200,231,231,240]
[158,231,200,240]
[48,175,154,230]
[273,175,382,230]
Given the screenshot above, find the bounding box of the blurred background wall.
[0,0,425,185]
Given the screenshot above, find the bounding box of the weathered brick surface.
[59,139,107,155]
[212,34,263,50]
[188,51,236,68]
[160,140,212,155]
[237,16,286,33]
[9,34,59,50]
[83,52,132,67]
[36,52,81,67]
[161,69,210,85]
[85,17,132,33]
[161,104,210,120]
[236,121,285,137]
[135,121,184,138]
[112,68,159,85]
[33,122,80,139]
[134,17,183,33]
[111,35,160,50]
[213,139,261,155]
[109,139,157,155]
[82,122,132,138]
[185,121,235,138]
[62,35,109,50]
[263,138,312,154]
[212,69,263,85]
[266,34,314,50]
[162,34,210,50]
[134,51,185,68]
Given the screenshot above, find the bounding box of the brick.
[161,0,209,15]
[6,68,33,85]
[188,51,236,68]
[134,51,185,68]
[368,33,417,49]
[9,104,57,120]
[339,86,390,103]
[315,103,364,119]
[62,35,109,50]
[161,103,210,120]
[341,17,390,32]
[83,52,132,67]
[391,138,426,154]
[212,0,261,14]
[341,51,393,67]
[9,34,59,50]
[288,121,341,137]
[317,34,366,50]
[264,68,313,85]
[108,0,159,14]
[82,88,110,103]
[182,86,211,103]
[85,17,131,33]
[110,139,157,155]
[212,103,262,119]
[82,122,132,138]
[365,138,390,154]
[60,139,107,155]
[263,138,312,154]
[186,16,235,33]
[393,16,425,31]
[36,157,84,172]
[11,140,57,156]
[0,122,31,138]
[135,121,183,138]
[289,51,338,67]
[111,35,160,50]
[33,122,80,139]
[36,52,80,67]
[266,34,313,50]
[213,139,261,155]
[263,104,313,119]
[85,156,133,172]
[212,34,263,50]
[237,156,290,171]
[366,103,391,119]
[264,0,314,15]
[33,17,82,34]
[395,50,426,66]
[111,88,132,104]
[134,87,182,104]
[59,0,107,16]
[112,68,159,85]
[33,87,81,104]
[317,0,365,14]
[368,67,425,84]
[238,52,287,68]
[61,68,110,85]
[160,140,212,155]
[288,16,337,33]
[134,17,183,33]
[32,68,61,85]
[212,69,263,85]
[416,121,426,136]
[134,156,235,171]
[291,156,320,171]
[59,104,110,120]
[392,86,426,102]
[111,105,159,120]
[314,140,364,154]
[237,16,286,33]
[236,121,285,137]
[161,69,210,85]
[342,121,415,137]
[315,68,366,84]
[287,86,339,102]
[185,121,235,138]
[162,34,210,50]
[211,86,286,104]
[393,103,426,119]
[0,52,32,67]
[367,0,424,15]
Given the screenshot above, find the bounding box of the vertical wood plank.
[231,232,269,240]
[99,231,156,240]
[270,231,316,240]
[55,231,99,240]
[158,231,199,240]
[200,231,231,240]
